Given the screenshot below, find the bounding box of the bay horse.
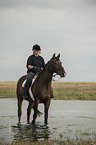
[17,53,66,124]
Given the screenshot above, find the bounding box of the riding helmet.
[32,44,41,51]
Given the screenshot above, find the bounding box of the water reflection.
[12,123,50,142]
[0,99,96,143]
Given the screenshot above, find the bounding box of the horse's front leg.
[32,99,39,124]
[44,99,51,124]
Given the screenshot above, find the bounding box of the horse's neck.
[41,63,53,85]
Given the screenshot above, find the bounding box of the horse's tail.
[16,75,27,98]
[16,75,27,123]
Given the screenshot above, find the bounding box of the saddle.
[22,73,38,100]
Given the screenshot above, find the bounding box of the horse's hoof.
[44,121,48,125]
[17,121,21,125]
[27,121,30,124]
[32,120,35,124]
[17,123,22,128]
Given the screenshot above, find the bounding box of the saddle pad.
[22,79,35,101]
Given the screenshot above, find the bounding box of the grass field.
[0,81,96,100]
[53,82,96,100]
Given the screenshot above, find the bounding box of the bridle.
[52,73,61,82]
[52,59,63,82]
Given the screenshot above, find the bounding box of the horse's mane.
[37,60,50,77]
[37,56,60,77]
[36,55,60,79]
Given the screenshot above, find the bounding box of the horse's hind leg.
[32,99,39,124]
[27,101,34,124]
[17,96,23,124]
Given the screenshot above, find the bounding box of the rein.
[52,74,61,82]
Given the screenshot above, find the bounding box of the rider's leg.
[23,72,35,99]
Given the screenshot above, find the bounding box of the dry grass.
[52,82,96,100]
[0,81,17,98]
[0,82,96,100]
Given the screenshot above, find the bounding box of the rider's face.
[33,50,41,56]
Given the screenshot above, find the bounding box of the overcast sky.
[0,0,96,82]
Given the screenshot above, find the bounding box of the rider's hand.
[33,66,39,71]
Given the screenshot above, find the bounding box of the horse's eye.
[53,60,57,65]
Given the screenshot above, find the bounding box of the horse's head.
[50,53,66,78]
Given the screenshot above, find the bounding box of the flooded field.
[0,98,96,144]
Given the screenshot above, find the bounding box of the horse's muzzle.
[60,72,66,78]
[59,67,66,78]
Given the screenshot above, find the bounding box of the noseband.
[52,74,61,82]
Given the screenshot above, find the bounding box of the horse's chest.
[45,85,52,92]
[43,86,52,96]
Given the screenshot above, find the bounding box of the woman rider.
[23,44,45,99]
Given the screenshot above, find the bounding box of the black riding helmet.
[32,44,41,51]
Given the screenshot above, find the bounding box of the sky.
[0,0,96,82]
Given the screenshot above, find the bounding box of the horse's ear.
[56,53,60,60]
[52,53,55,59]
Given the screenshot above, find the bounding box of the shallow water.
[0,98,96,143]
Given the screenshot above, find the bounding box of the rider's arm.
[42,57,45,69]
[28,65,33,69]
[28,65,39,71]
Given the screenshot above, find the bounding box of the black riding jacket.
[26,55,45,73]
